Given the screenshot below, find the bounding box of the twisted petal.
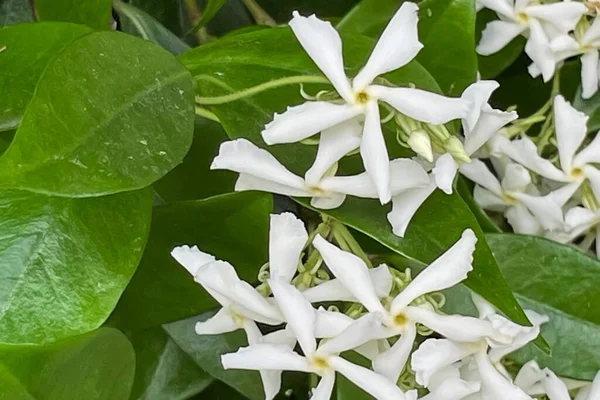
[373,323,417,383]
[411,339,476,387]
[541,368,571,400]
[488,310,548,362]
[474,351,533,400]
[305,119,362,185]
[554,95,588,173]
[268,279,317,355]
[387,179,437,237]
[317,312,386,355]
[461,80,499,131]
[391,229,476,313]
[195,307,239,335]
[581,50,600,100]
[459,159,503,196]
[361,101,392,204]
[353,2,423,90]
[269,213,308,283]
[510,191,565,231]
[505,204,542,234]
[221,343,311,372]
[420,379,481,400]
[289,12,353,102]
[372,86,468,124]
[312,234,386,313]
[525,19,555,82]
[464,107,518,156]
[514,360,544,393]
[496,136,569,181]
[329,356,410,400]
[432,153,459,195]
[310,371,336,400]
[477,21,525,56]
[525,3,587,32]
[262,102,361,145]
[171,245,216,276]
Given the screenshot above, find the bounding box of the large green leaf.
[0,188,152,344]
[127,327,213,400]
[0,23,92,131]
[0,0,34,26]
[35,0,113,30]
[107,192,272,331]
[0,328,135,400]
[0,31,195,197]
[179,28,532,330]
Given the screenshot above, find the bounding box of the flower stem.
[242,0,276,26]
[194,106,220,122]
[331,222,373,268]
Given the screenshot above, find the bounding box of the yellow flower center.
[393,313,407,327]
[310,355,330,371]
[355,91,370,105]
[502,193,517,205]
[571,167,584,179]
[515,11,528,24]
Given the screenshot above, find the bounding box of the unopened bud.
[443,136,471,163]
[407,129,433,162]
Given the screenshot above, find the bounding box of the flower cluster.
[171,212,599,399]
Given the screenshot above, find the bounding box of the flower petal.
[459,159,503,196]
[476,21,525,56]
[553,95,588,173]
[541,368,571,400]
[372,86,468,124]
[461,80,500,131]
[525,3,587,32]
[289,12,353,102]
[574,133,600,167]
[314,307,354,338]
[236,174,312,197]
[477,0,516,19]
[464,107,518,156]
[310,371,336,400]
[514,360,544,394]
[171,245,216,276]
[583,371,600,400]
[195,307,239,335]
[581,50,600,100]
[261,370,282,400]
[310,193,347,210]
[262,102,361,145]
[474,351,533,400]
[361,101,392,204]
[305,119,362,185]
[318,312,387,356]
[474,186,508,211]
[269,213,308,283]
[312,234,386,313]
[329,356,410,400]
[432,153,459,195]
[387,179,437,237]
[222,343,311,372]
[373,322,417,383]
[352,2,423,90]
[391,158,432,194]
[411,339,476,387]
[268,278,317,355]
[420,378,481,400]
[487,310,548,362]
[505,204,542,234]
[391,229,476,313]
[510,191,565,231]
[501,163,531,192]
[525,19,556,82]
[319,172,379,199]
[565,206,598,232]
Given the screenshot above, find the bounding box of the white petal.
[461,80,499,131]
[420,378,481,400]
[586,371,600,399]
[212,139,306,189]
[406,390,418,400]
[388,180,437,237]
[310,192,347,210]
[329,356,409,400]
[390,158,431,194]
[428,364,462,391]
[372,86,468,124]
[289,12,353,103]
[269,213,308,283]
[549,181,582,208]
[319,171,379,198]
[525,19,555,82]
[505,204,542,234]
[471,292,497,320]
[310,371,335,400]
[554,95,588,174]
[477,0,516,19]
[222,343,311,372]
[411,339,476,387]
[459,159,503,196]
[583,165,600,202]
[405,306,499,342]
[373,323,417,383]
[487,310,548,361]
[541,368,571,400]
[510,191,565,231]
[581,50,600,100]
[317,312,386,355]
[314,308,354,338]
[312,234,386,313]
[474,351,533,400]
[305,119,362,185]
[573,134,600,167]
[261,370,282,400]
[352,2,423,90]
[514,360,544,393]
[464,108,518,156]
[525,3,587,33]
[262,102,362,145]
[501,163,531,192]
[432,153,459,194]
[474,186,508,211]
[268,279,317,355]
[391,229,476,313]
[171,245,216,276]
[550,34,580,53]
[565,206,598,232]
[476,21,525,55]
[262,328,298,348]
[361,101,392,204]
[195,307,239,335]
[236,173,311,197]
[355,339,390,361]
[497,136,570,181]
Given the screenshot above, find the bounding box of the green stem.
[195,75,330,105]
[183,0,209,43]
[332,222,373,268]
[242,0,277,26]
[195,106,220,122]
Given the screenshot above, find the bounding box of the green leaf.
[0,31,195,197]
[336,352,379,400]
[107,192,272,331]
[0,188,152,344]
[0,0,34,26]
[259,0,358,22]
[0,328,135,400]
[35,0,113,30]
[163,312,265,400]
[0,23,92,131]
[127,327,213,400]
[186,0,228,35]
[337,0,401,35]
[456,176,501,233]
[114,0,191,55]
[180,28,532,330]
[154,118,236,202]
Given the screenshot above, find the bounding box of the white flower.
[262,3,468,204]
[515,361,596,399]
[497,96,600,203]
[562,206,600,253]
[211,138,430,210]
[222,279,409,400]
[476,0,586,81]
[575,371,600,400]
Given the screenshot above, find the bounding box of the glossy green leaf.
[114,0,190,55]
[186,0,227,35]
[337,0,400,35]
[0,328,135,400]
[154,118,236,202]
[0,31,195,197]
[0,188,152,344]
[108,192,272,331]
[573,82,600,132]
[163,312,265,400]
[127,327,213,400]
[180,28,532,330]
[456,176,501,233]
[0,23,92,131]
[0,0,34,26]
[127,0,187,37]
[35,0,113,30]
[0,131,15,156]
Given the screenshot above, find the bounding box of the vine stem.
[195,75,331,105]
[195,106,220,122]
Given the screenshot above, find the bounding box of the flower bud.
[407,129,433,162]
[443,136,471,163]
